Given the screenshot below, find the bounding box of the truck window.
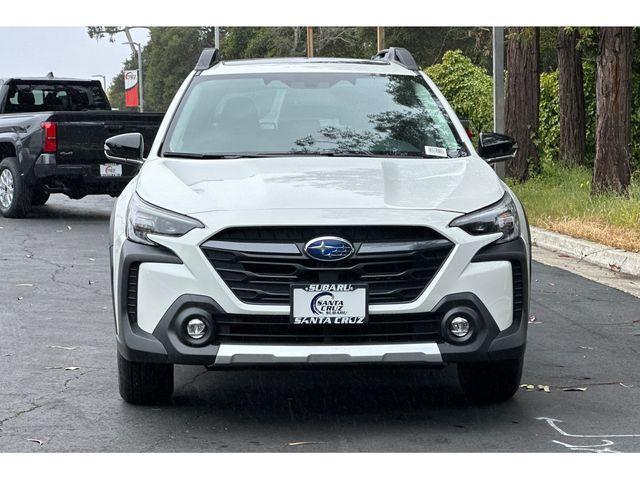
[4,82,110,113]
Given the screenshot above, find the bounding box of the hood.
[135,156,504,215]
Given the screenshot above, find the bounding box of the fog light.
[186,318,207,339]
[449,317,470,338]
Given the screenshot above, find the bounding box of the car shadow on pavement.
[170,365,473,417]
[21,204,112,222]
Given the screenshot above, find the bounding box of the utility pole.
[306,27,314,57]
[122,41,144,112]
[376,27,385,51]
[214,27,220,50]
[492,26,505,178]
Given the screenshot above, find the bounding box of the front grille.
[127,263,139,323]
[215,312,444,344]
[212,226,442,243]
[201,226,454,305]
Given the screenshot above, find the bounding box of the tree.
[426,50,493,133]
[557,27,586,167]
[143,27,216,111]
[384,27,491,70]
[593,27,633,194]
[505,27,540,181]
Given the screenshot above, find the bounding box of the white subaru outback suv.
[107,47,530,405]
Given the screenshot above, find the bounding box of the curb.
[530,226,640,277]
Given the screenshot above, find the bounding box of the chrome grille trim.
[201,240,300,254]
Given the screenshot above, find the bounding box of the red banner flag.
[124,70,139,108]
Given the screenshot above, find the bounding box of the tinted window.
[4,82,109,113]
[165,73,466,158]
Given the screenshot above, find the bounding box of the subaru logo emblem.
[304,236,354,262]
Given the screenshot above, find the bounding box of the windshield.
[163,72,467,158]
[4,82,110,113]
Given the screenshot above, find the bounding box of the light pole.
[91,74,106,91]
[376,27,385,51]
[492,27,505,178]
[306,27,314,57]
[122,41,144,112]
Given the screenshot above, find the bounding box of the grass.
[509,166,640,253]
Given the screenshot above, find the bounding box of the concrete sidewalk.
[531,226,640,277]
[531,226,640,298]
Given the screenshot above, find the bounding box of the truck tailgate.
[50,111,163,166]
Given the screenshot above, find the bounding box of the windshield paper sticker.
[424,146,448,158]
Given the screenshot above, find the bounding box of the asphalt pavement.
[1,195,640,452]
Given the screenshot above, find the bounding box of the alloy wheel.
[0,168,15,209]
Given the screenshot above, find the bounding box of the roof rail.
[371,47,419,71]
[195,48,222,71]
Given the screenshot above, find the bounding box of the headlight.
[449,192,520,244]
[127,193,204,246]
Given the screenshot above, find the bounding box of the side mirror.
[104,132,144,166]
[477,132,517,164]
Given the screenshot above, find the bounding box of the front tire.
[117,352,174,405]
[458,356,524,404]
[0,157,31,218]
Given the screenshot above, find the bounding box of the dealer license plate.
[99,163,122,177]
[291,284,368,325]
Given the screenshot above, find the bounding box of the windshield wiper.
[163,150,456,160]
[163,151,248,159]
[163,151,379,159]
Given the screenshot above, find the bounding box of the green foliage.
[106,27,215,112]
[583,60,597,166]
[384,28,491,70]
[143,27,215,112]
[98,28,640,176]
[539,27,560,72]
[538,71,560,169]
[509,165,640,250]
[631,33,640,171]
[425,50,493,133]
[106,27,376,112]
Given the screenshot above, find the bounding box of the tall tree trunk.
[592,27,632,195]
[557,27,586,167]
[505,27,540,181]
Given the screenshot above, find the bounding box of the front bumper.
[113,235,529,368]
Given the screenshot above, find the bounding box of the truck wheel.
[31,188,50,206]
[0,157,31,218]
[457,356,524,404]
[117,352,174,405]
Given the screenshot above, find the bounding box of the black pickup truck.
[0,77,163,217]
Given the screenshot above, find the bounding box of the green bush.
[538,71,560,169]
[632,64,640,171]
[426,50,640,174]
[425,50,493,133]
[583,61,597,166]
